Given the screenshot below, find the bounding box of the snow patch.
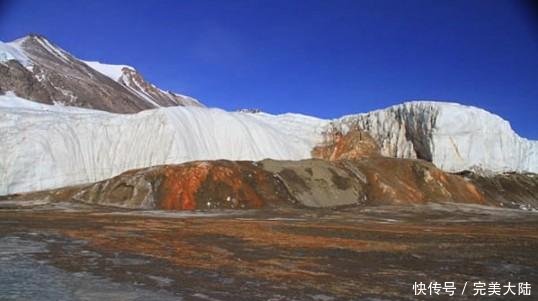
[83,60,134,81]
[0,41,32,67]
[34,36,71,63]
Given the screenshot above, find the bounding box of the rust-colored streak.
[209,166,265,208]
[464,182,486,204]
[160,163,210,210]
[312,127,379,161]
[351,157,488,205]
[156,161,277,210]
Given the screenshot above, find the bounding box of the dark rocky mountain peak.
[0,34,203,113]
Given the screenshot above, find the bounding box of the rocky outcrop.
[65,161,294,210]
[312,125,380,161]
[259,159,367,207]
[5,157,532,211]
[457,171,538,210]
[0,34,202,112]
[347,157,486,206]
[0,161,295,210]
[117,67,201,108]
[0,60,53,103]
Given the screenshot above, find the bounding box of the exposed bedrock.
[67,161,295,210]
[4,157,535,211]
[1,35,202,113]
[259,159,367,208]
[312,126,380,161]
[0,60,53,104]
[457,171,538,210]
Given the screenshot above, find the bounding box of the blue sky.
[1,0,537,138]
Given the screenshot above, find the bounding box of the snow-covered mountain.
[0,34,202,112]
[0,91,536,195]
[83,60,201,107]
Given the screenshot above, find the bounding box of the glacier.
[0,93,326,195]
[0,94,536,195]
[335,101,538,174]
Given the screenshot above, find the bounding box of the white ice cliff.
[335,101,537,174]
[0,94,536,195]
[0,93,325,195]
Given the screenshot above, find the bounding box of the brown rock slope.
[457,171,538,209]
[345,157,486,206]
[4,157,536,210]
[56,161,294,209]
[0,34,202,112]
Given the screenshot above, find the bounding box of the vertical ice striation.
[333,101,537,173]
[0,94,321,195]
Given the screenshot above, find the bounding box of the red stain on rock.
[313,127,379,161]
[155,161,289,210]
[346,157,487,205]
[209,165,265,208]
[160,163,210,210]
[464,182,486,204]
[6,156,504,211]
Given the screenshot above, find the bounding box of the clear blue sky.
[1,0,537,138]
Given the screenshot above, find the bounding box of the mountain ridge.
[0,34,203,112]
